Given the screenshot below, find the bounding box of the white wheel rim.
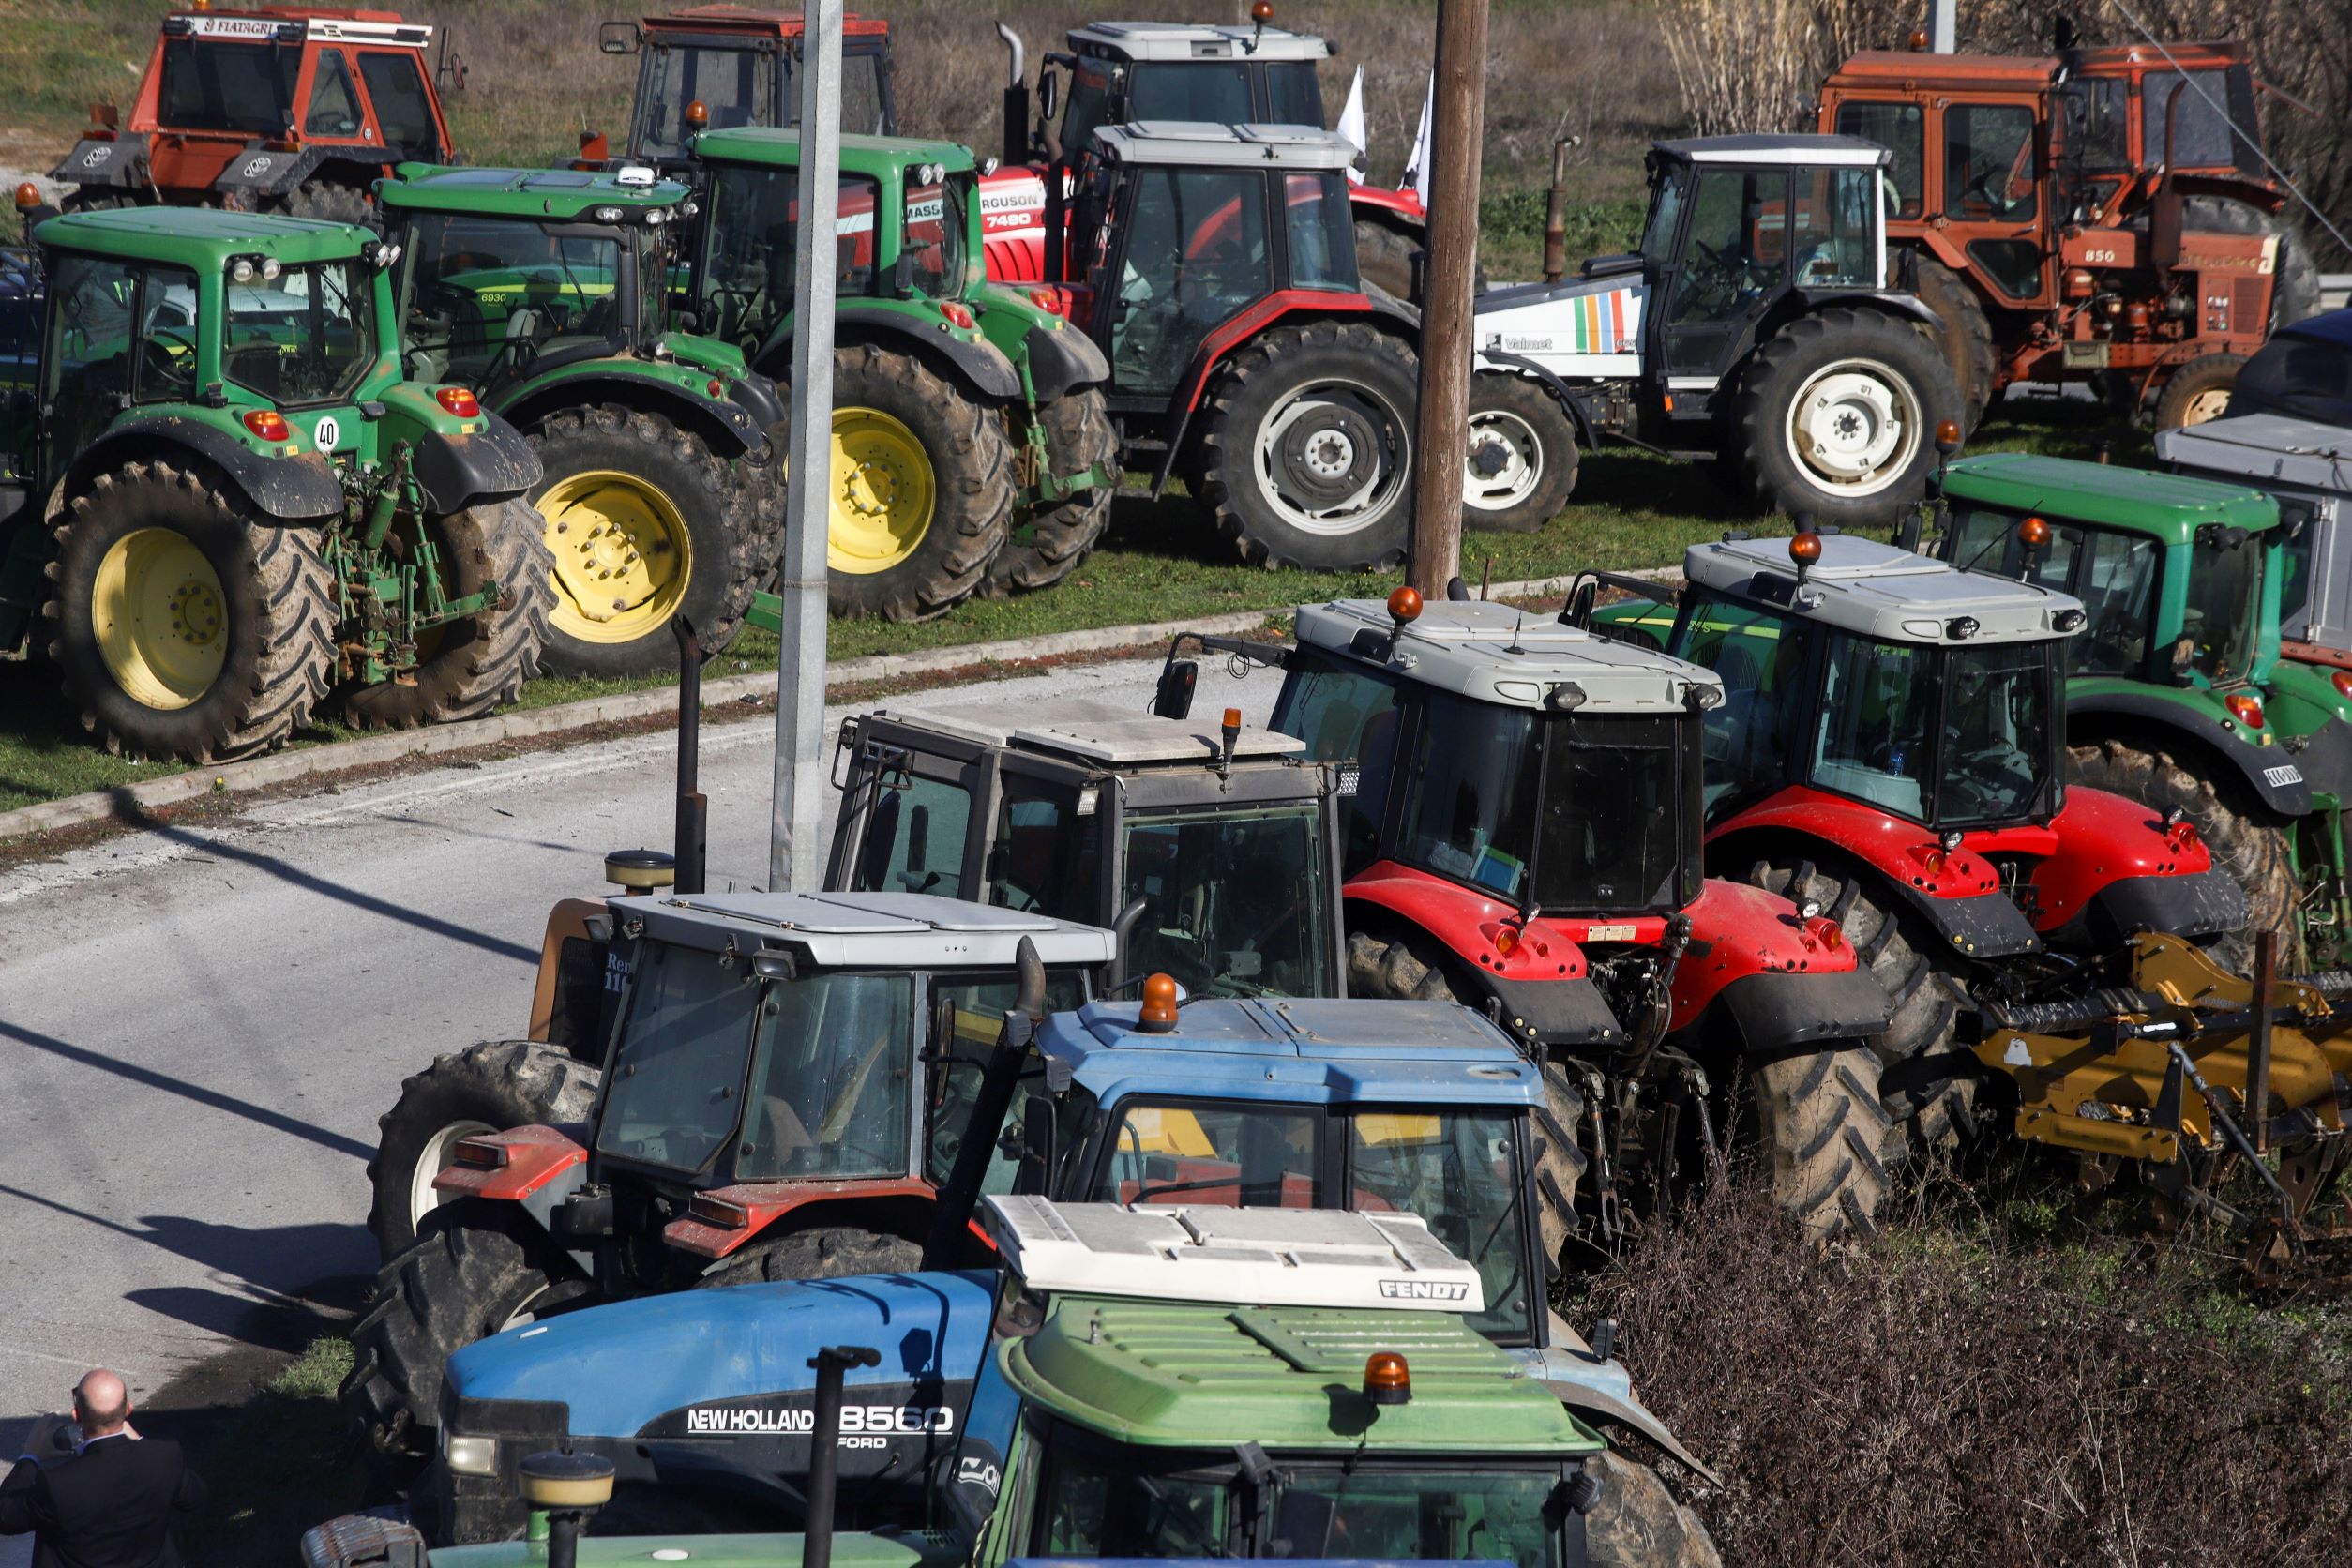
[1784,359,1922,498]
[407,1119,496,1234]
[1464,408,1543,511]
[1251,379,1411,537]
[2181,387,2232,426]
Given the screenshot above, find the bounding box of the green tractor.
[378,164,789,675]
[0,206,552,761]
[1934,453,2352,967]
[687,127,1117,617]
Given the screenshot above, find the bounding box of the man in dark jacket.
[0,1369,205,1568]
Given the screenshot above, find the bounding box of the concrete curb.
[0,567,1668,843]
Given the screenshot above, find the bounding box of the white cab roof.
[179,12,430,46]
[1069,20,1331,62]
[1654,133,1890,168]
[1685,534,2081,645]
[985,1195,1485,1313]
[1095,120,1358,171]
[2158,413,2352,499]
[1295,598,1722,715]
[867,697,1304,766]
[633,890,1116,968]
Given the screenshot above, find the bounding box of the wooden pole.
[1405,0,1489,598]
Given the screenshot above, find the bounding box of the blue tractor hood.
[447,1269,995,1436]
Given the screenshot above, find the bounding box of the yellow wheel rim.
[825,406,936,576]
[92,528,227,711]
[538,470,693,645]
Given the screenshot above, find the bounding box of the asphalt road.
[0,654,1285,1535]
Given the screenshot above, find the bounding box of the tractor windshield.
[1670,596,1815,815]
[1810,629,2055,826]
[2177,531,2262,686]
[1949,507,2161,678]
[1936,641,2056,824]
[221,260,375,409]
[156,38,300,136]
[739,972,914,1180]
[1121,804,1331,999]
[595,941,761,1173]
[635,44,772,159]
[397,215,630,390]
[696,162,883,352]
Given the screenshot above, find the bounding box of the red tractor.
[982,14,1436,301]
[51,5,460,225]
[1818,35,2321,432]
[593,6,897,177]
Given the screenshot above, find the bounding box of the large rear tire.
[1198,320,1418,571]
[46,460,336,761]
[1584,1451,1724,1568]
[1730,306,1957,530]
[1749,1046,1894,1244]
[688,1225,924,1289]
[342,498,555,728]
[1465,372,1580,534]
[529,406,769,676]
[2182,195,2321,329]
[982,386,1118,596]
[367,1040,604,1262]
[820,343,1016,621]
[1907,253,1996,435]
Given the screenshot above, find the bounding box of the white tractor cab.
[1464,134,1961,534]
[2158,412,2352,671]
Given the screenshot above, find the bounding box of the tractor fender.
[529,897,617,1053]
[389,397,545,513]
[1341,867,1627,1050]
[2032,786,2246,945]
[1348,185,1427,226]
[1152,293,1393,496]
[2067,690,2315,817]
[1705,785,2045,961]
[1020,319,1109,402]
[51,133,149,191]
[209,143,384,204]
[55,416,345,524]
[1790,287,1939,328]
[499,368,765,460]
[661,1178,939,1260]
[1479,348,1598,450]
[759,305,1023,401]
[1667,877,1892,1046]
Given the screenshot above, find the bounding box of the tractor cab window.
[1093,1102,1319,1208]
[1950,508,2156,677]
[1673,598,1813,813]
[1121,803,1331,998]
[1283,173,1358,292]
[740,972,914,1180]
[1346,1110,1530,1341]
[696,165,882,353]
[1271,645,1401,873]
[1662,165,1786,372]
[157,37,301,136]
[2176,530,2260,685]
[1833,102,1924,216]
[44,255,199,463]
[1060,60,1119,162]
[2139,70,2244,171]
[1943,104,2037,222]
[399,217,626,392]
[1637,172,1685,270]
[359,52,441,157]
[595,942,761,1173]
[839,50,890,136]
[1937,641,2054,824]
[222,260,373,408]
[1275,1466,1576,1568]
[1038,1443,1233,1560]
[1788,167,1878,287]
[2063,78,2131,171]
[1265,62,1322,126]
[1108,166,1269,395]
[904,173,970,299]
[1127,61,1254,125]
[852,771,972,898]
[304,51,364,138]
[988,776,1103,919]
[638,44,771,159]
[1811,632,1933,817]
[922,971,1089,1191]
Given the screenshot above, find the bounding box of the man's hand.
[21,1413,74,1461]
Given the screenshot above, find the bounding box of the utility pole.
[1928,0,1956,53]
[769,0,844,891]
[1404,0,1489,598]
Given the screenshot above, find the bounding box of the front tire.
[1731,306,1957,530]
[1465,373,1579,534]
[1198,320,1418,571]
[46,460,335,761]
[689,1225,924,1289]
[2152,353,2248,431]
[982,386,1119,596]
[342,499,555,728]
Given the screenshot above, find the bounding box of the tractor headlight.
[231,257,256,284]
[443,1432,499,1477]
[260,257,282,282]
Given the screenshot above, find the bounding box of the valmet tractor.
[53,6,461,227]
[686,128,1117,612]
[1588,530,2245,1148]
[1465,134,1962,535]
[0,206,552,760]
[402,990,1704,1544]
[1819,36,2321,431]
[1156,593,1900,1243]
[342,891,1116,1455]
[1934,454,2352,969]
[309,1199,1718,1568]
[379,164,788,673]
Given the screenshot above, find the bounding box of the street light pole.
[1403,0,1489,598]
[769,0,844,891]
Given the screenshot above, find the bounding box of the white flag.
[1335,66,1367,186]
[1403,72,1434,209]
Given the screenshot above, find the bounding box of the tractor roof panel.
[630,891,1117,967]
[1096,121,1358,170]
[691,127,973,173]
[1825,50,2058,87]
[380,164,689,216]
[2158,413,2352,499]
[1295,599,1722,714]
[1653,133,1889,167]
[34,205,370,265]
[1942,453,2279,540]
[1069,20,1331,62]
[641,7,892,38]
[868,697,1304,766]
[1687,535,2080,645]
[168,10,432,47]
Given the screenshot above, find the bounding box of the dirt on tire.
[1584,1450,1723,1568]
[688,1225,925,1289]
[1748,1046,1894,1244]
[981,386,1119,597]
[343,498,554,729]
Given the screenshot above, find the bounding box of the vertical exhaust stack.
[923,938,1049,1268]
[804,1345,882,1568]
[1542,138,1573,283]
[673,615,707,897]
[996,25,1031,172]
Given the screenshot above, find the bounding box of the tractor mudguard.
[2268,705,2352,802]
[1348,185,1425,225]
[429,1124,588,1205]
[1479,348,1598,450]
[403,411,544,514]
[661,1178,939,1259]
[1151,292,1387,495]
[1666,877,1888,1040]
[1706,785,2046,961]
[2027,785,2239,943]
[50,134,149,191]
[58,416,345,523]
[209,143,382,204]
[2069,689,2315,816]
[764,306,1023,401]
[529,897,617,1054]
[500,368,767,460]
[1792,287,1940,328]
[1020,320,1108,402]
[2073,867,2247,949]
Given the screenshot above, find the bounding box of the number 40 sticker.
[313,415,341,452]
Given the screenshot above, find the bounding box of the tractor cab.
[597,8,897,173]
[827,697,1347,1002]
[1041,20,1333,166]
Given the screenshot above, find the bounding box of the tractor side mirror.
[1562,580,1598,628]
[436,48,469,95]
[892,250,918,298]
[599,21,642,54]
[1152,658,1199,719]
[1037,67,1061,129]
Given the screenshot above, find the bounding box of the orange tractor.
[1818,35,2321,432]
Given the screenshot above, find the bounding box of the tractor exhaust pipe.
[805,1345,882,1568]
[997,25,1030,172]
[1542,138,1575,284]
[673,615,707,896]
[921,937,1049,1268]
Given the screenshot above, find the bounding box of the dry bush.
[1581,1181,2352,1567]
[1658,0,1873,135]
